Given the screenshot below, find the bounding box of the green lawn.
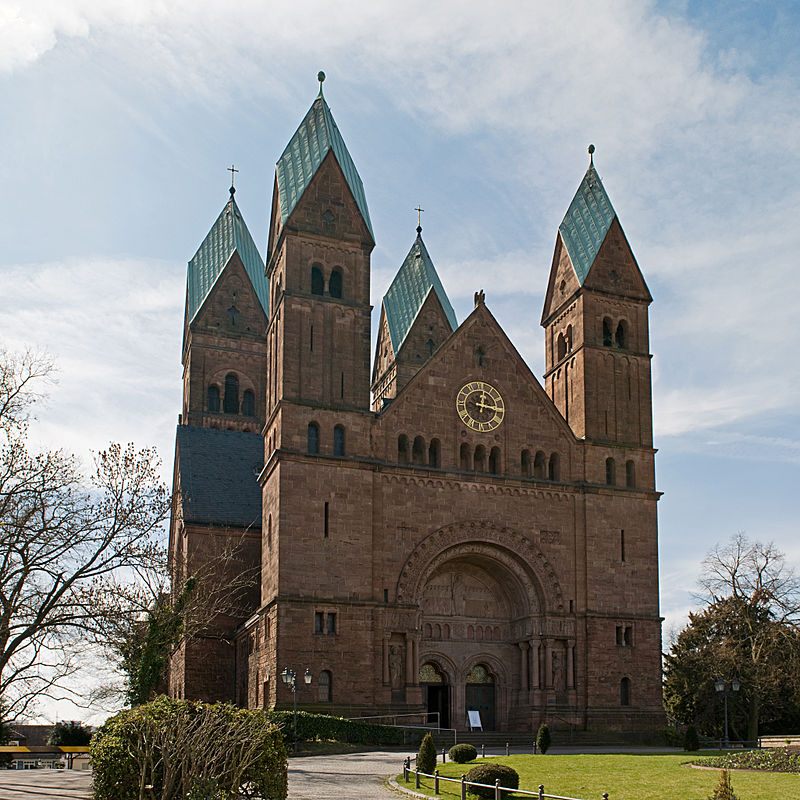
[397,753,800,800]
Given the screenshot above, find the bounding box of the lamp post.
[714,678,740,748]
[282,667,312,752]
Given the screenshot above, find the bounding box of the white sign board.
[467,710,482,731]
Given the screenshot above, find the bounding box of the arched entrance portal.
[465,664,495,731]
[417,546,541,731]
[419,662,450,728]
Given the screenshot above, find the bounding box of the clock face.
[456,381,505,432]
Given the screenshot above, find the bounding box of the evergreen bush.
[265,710,403,746]
[449,743,477,763]
[684,725,700,751]
[417,732,437,775]
[464,763,519,799]
[536,723,551,754]
[708,769,738,800]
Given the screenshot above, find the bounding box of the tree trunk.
[747,691,759,744]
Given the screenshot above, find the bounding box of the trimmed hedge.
[264,710,404,746]
[449,743,478,763]
[91,697,287,800]
[464,763,519,799]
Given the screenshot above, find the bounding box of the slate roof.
[382,232,458,352]
[176,426,263,529]
[275,90,374,240]
[558,165,617,285]
[186,192,268,324]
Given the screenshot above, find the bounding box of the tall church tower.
[255,77,378,709]
[264,77,374,423]
[541,150,654,486]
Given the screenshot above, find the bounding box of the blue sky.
[2,0,798,721]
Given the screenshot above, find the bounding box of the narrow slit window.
[324,501,329,538]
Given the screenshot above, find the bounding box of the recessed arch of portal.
[418,653,458,686]
[396,521,563,614]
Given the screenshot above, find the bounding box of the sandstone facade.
[168,88,663,733]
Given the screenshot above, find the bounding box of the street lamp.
[282,667,312,752]
[714,678,740,748]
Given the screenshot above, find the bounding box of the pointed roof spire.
[186,190,268,323]
[558,146,617,285]
[382,228,457,351]
[275,73,374,238]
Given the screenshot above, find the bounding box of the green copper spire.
[558,150,617,284]
[186,190,268,323]
[275,78,374,239]
[383,230,457,351]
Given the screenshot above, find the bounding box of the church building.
[168,77,663,733]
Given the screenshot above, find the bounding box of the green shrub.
[417,732,437,775]
[449,743,477,763]
[661,726,683,747]
[708,769,738,800]
[265,710,404,746]
[464,763,519,799]
[537,723,551,754]
[91,696,287,800]
[684,725,700,751]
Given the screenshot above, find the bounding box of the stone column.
[383,635,390,684]
[545,640,553,688]
[518,641,529,690]
[567,643,575,689]
[405,634,414,685]
[530,640,540,689]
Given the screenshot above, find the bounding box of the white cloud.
[0,256,184,483]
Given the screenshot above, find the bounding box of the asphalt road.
[0,769,93,799]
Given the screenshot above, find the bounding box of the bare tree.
[0,347,170,720]
[700,533,800,623]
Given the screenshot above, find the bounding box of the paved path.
[0,770,92,800]
[288,749,411,800]
[0,751,412,800]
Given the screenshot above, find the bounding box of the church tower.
[181,187,269,432]
[541,149,654,486]
[264,76,374,425]
[371,226,457,410]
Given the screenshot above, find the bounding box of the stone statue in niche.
[389,645,404,688]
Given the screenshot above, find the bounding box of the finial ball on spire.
[588,144,595,154]
[318,71,326,84]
